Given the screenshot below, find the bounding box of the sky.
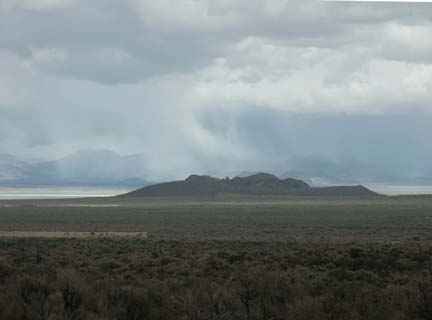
[1,0,432,182]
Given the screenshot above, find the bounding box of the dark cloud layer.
[1,0,432,183]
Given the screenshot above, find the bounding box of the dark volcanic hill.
[121,173,380,197]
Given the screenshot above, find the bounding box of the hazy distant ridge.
[0,150,152,187]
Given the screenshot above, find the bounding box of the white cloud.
[28,47,68,67]
[380,22,432,62]
[0,50,38,105]
[188,29,432,114]
[0,0,75,11]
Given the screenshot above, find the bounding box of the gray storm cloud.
[0,0,432,183]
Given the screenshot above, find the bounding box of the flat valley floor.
[2,196,432,320]
[1,195,432,242]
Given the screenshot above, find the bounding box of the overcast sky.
[1,0,432,181]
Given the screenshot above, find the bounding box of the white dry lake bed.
[0,187,134,200]
[366,185,432,196]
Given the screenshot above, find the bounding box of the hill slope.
[122,173,380,197]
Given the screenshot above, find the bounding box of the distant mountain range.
[1,149,431,188]
[122,173,380,197]
[0,150,152,187]
[279,157,432,186]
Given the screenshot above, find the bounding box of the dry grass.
[0,231,147,239]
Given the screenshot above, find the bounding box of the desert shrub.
[57,270,89,320]
[105,284,173,320]
[19,277,54,320]
[0,260,12,283]
[2,239,432,319]
[415,279,432,320]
